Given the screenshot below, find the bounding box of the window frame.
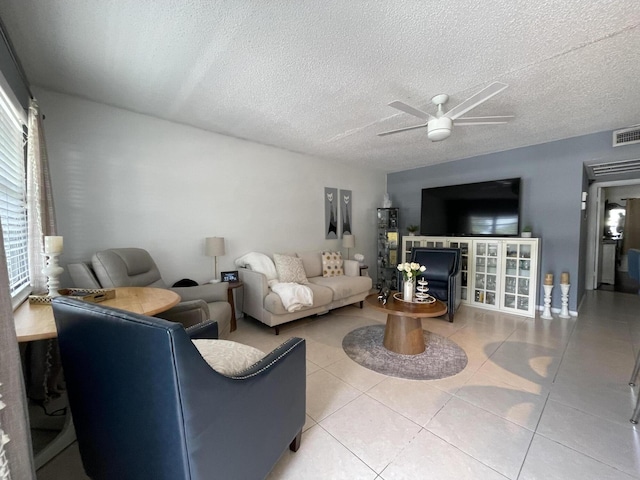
[0,72,30,309]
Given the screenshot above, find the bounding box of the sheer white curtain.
[0,222,36,479]
[27,98,57,293]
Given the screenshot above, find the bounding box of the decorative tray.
[29,288,116,305]
[392,292,436,304]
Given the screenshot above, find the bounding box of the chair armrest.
[156,299,209,328]
[344,259,359,277]
[171,282,229,303]
[238,268,270,322]
[185,320,219,339]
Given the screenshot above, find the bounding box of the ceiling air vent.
[613,125,640,147]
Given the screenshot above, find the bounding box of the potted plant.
[407,225,419,236]
[522,225,533,238]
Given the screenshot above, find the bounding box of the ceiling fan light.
[427,117,452,141]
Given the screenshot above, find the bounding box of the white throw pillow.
[192,339,265,375]
[273,253,309,284]
[321,251,344,277]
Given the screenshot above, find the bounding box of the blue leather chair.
[51,297,306,480]
[410,247,462,322]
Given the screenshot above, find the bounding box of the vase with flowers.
[397,262,426,302]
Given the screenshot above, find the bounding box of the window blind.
[0,83,28,297]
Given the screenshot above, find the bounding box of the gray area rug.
[342,325,468,380]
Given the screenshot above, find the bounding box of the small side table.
[359,265,369,277]
[227,281,243,332]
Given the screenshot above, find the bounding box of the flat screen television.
[420,178,521,236]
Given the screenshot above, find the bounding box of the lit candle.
[544,273,553,285]
[44,236,63,254]
[560,272,569,284]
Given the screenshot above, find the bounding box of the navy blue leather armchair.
[51,297,306,480]
[410,247,462,322]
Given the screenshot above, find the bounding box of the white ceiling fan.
[378,82,513,142]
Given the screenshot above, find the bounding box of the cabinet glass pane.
[462,257,468,271]
[506,244,518,257]
[487,258,497,273]
[506,259,517,275]
[476,257,486,272]
[460,243,469,255]
[518,278,529,295]
[486,275,496,292]
[504,294,516,308]
[517,297,529,311]
[475,290,485,303]
[461,272,468,287]
[476,243,486,256]
[486,292,496,305]
[488,244,498,257]
[505,277,516,294]
[520,244,531,258]
[519,260,531,277]
[475,274,485,289]
[461,288,467,301]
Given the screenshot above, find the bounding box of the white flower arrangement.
[397,262,426,281]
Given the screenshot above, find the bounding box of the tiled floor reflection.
[37,290,640,479]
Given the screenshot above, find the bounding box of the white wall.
[36,88,386,285]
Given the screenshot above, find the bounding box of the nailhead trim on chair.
[230,338,305,380]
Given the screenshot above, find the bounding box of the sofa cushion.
[273,253,309,284]
[297,251,323,278]
[321,251,344,277]
[264,283,333,315]
[309,275,372,301]
[192,339,265,375]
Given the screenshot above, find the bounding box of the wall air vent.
[613,125,640,147]
[586,158,640,180]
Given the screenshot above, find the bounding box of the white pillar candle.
[44,236,63,254]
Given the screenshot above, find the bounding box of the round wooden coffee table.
[365,293,447,355]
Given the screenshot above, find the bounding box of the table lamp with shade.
[205,237,225,283]
[342,234,355,260]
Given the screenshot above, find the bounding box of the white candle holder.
[541,284,553,319]
[42,252,64,297]
[559,283,571,318]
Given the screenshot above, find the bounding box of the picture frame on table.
[221,270,239,283]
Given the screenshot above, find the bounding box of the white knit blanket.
[271,282,314,312]
[235,252,279,287]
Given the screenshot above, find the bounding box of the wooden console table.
[14,286,180,342]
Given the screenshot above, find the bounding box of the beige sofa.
[238,251,372,334]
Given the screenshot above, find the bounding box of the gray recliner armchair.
[68,248,232,337]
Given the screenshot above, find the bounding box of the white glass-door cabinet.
[401,236,540,317]
[470,239,502,310]
[447,239,471,302]
[500,240,538,317]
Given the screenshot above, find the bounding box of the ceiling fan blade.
[444,82,509,121]
[377,123,428,137]
[388,101,435,121]
[454,115,514,126]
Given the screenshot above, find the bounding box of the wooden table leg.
[227,288,237,332]
[383,314,425,355]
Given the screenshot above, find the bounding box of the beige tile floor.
[37,289,640,479]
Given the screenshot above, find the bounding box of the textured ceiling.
[1,1,639,173]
